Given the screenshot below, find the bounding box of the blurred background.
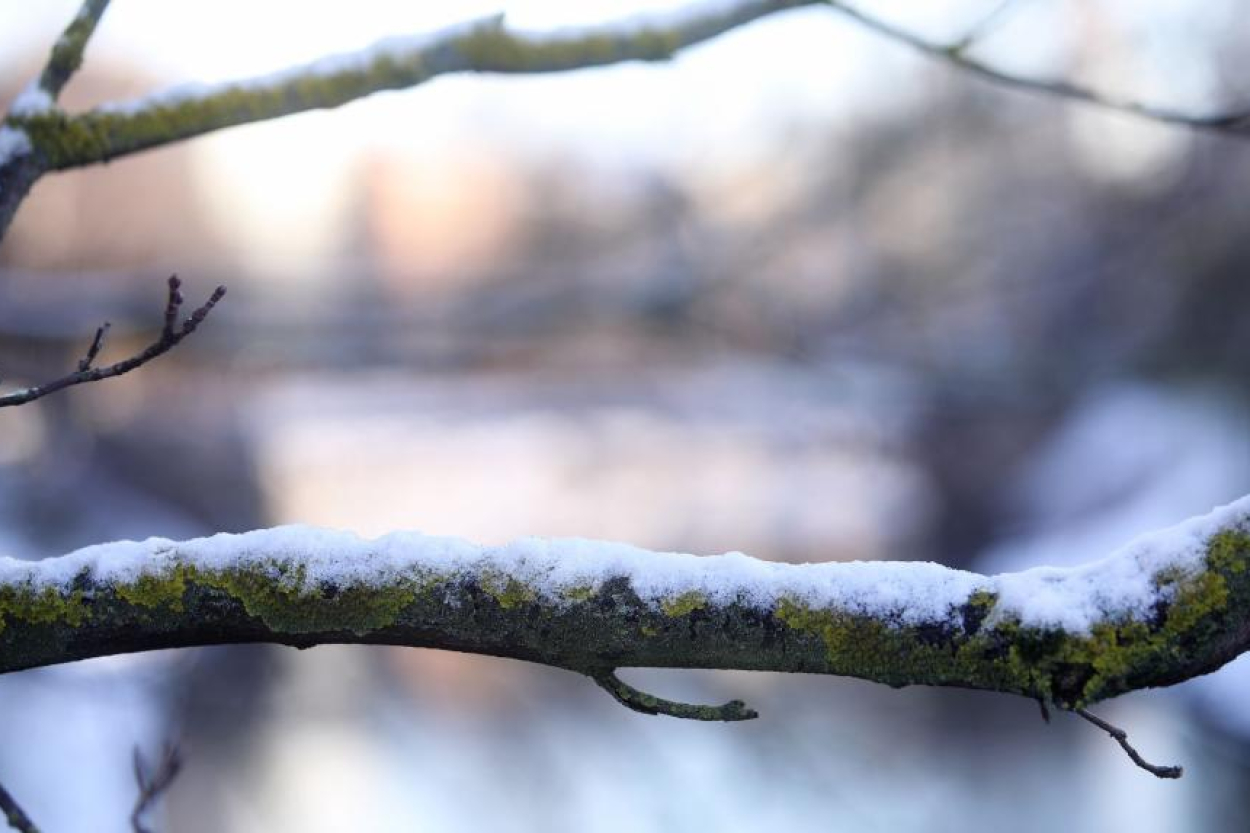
[2,0,1250,830]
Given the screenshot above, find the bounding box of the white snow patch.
[989,493,1250,630]
[8,83,53,117]
[0,126,31,165]
[1,494,1247,633]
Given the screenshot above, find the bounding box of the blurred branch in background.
[0,780,37,833]
[130,743,182,833]
[5,0,1250,245]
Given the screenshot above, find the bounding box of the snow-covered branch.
[6,0,1250,246]
[3,497,1248,724]
[0,0,824,242]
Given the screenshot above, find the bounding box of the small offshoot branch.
[0,276,226,409]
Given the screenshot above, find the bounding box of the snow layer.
[2,495,1247,634]
[7,83,53,117]
[991,492,1248,630]
[0,126,32,166]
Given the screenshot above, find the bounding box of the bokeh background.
[2,1,1250,830]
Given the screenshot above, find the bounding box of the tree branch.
[35,0,112,104]
[823,1,1250,133]
[7,0,1250,245]
[0,0,823,241]
[130,743,182,833]
[590,668,758,721]
[0,780,38,833]
[1,498,1248,745]
[1072,707,1183,780]
[0,276,226,409]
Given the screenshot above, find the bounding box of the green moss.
[13,51,439,170]
[0,583,89,635]
[661,591,708,618]
[1206,529,1250,574]
[40,0,108,89]
[561,585,596,603]
[116,565,191,612]
[109,560,430,636]
[206,564,423,635]
[772,597,994,689]
[479,572,538,610]
[771,525,1250,707]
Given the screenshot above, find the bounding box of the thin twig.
[76,321,110,372]
[1074,707,1183,779]
[947,0,1023,55]
[130,742,183,833]
[0,275,226,409]
[825,0,1250,133]
[0,779,39,833]
[589,668,758,721]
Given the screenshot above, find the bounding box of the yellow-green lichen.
[479,571,538,610]
[455,24,679,74]
[660,591,707,618]
[772,597,969,687]
[0,583,89,635]
[115,565,192,612]
[1206,529,1249,575]
[108,560,428,636]
[561,584,596,603]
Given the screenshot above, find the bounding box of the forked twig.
[130,742,183,833]
[0,275,226,409]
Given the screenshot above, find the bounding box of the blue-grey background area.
[1,1,1249,830]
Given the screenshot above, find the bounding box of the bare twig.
[1074,707,1183,779]
[589,668,758,721]
[5,0,1250,245]
[0,779,39,833]
[76,322,110,372]
[946,0,1023,55]
[0,276,226,409]
[825,0,1250,133]
[130,743,183,833]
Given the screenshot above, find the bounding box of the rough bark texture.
[2,525,1248,716]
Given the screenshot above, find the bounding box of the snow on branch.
[6,0,1250,244]
[0,276,226,408]
[2,496,1248,737]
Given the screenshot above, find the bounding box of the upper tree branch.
[0,276,226,409]
[35,0,112,104]
[6,0,1250,245]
